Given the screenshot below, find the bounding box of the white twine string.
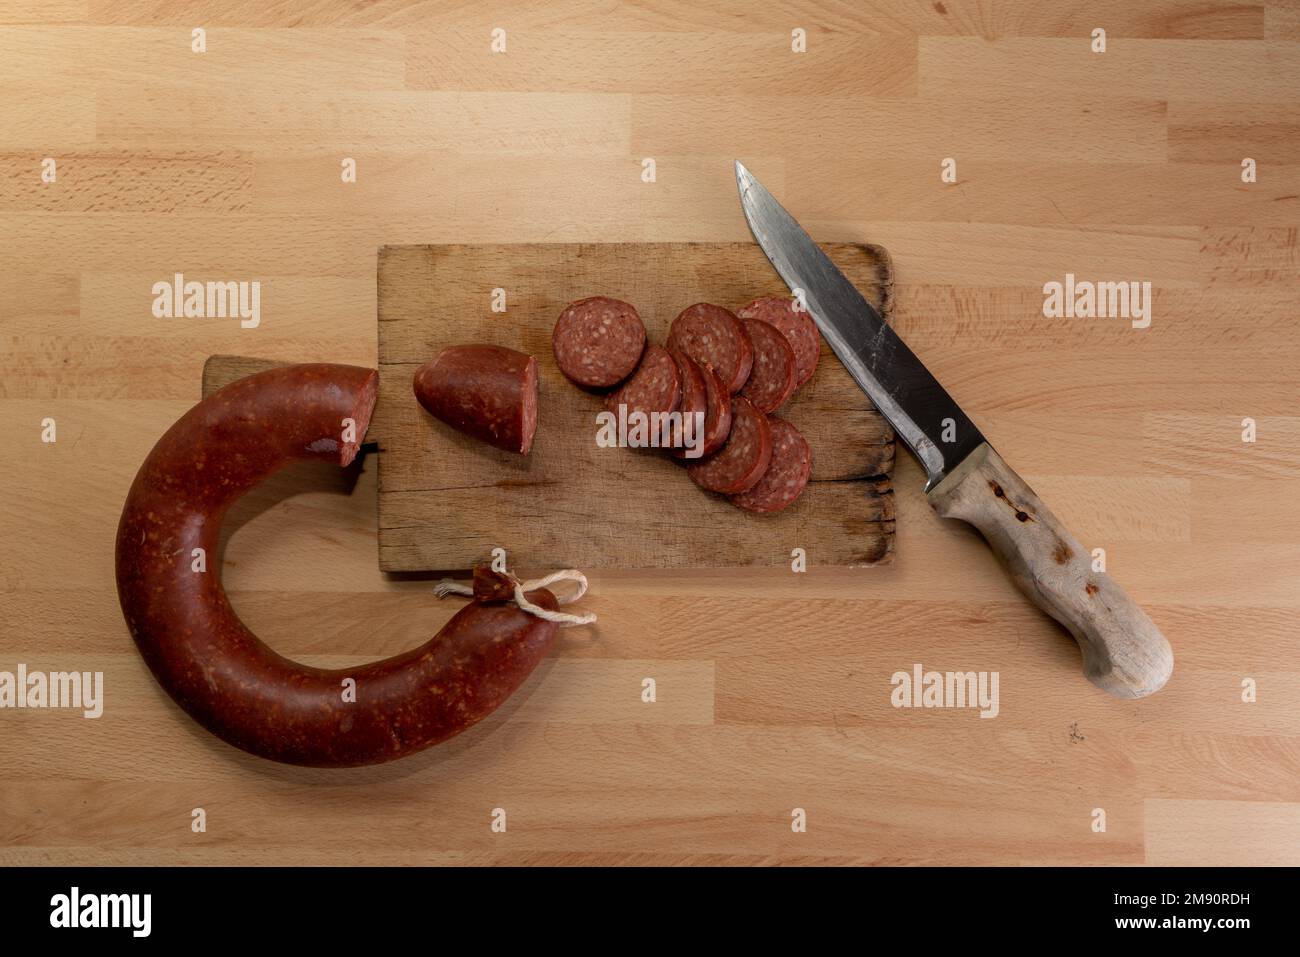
[434,568,596,627]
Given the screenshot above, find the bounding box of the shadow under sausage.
[171,654,564,787]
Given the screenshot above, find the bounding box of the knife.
[735,161,1172,698]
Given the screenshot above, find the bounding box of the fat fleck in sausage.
[553,296,646,389]
[667,303,754,394]
[414,344,538,455]
[115,364,559,767]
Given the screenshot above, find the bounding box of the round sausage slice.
[687,396,772,495]
[737,316,797,413]
[553,296,646,389]
[668,349,708,460]
[738,296,821,388]
[731,417,812,514]
[667,303,753,394]
[605,344,681,420]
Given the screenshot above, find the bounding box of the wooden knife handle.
[927,442,1173,698]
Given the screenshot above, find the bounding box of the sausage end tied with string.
[435,564,596,627]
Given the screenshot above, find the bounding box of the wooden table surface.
[3,1,1298,866]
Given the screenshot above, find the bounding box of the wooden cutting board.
[373,242,895,572]
[202,243,897,572]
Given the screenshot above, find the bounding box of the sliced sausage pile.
[554,295,821,514]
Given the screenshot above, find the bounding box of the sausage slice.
[667,302,754,394]
[553,296,646,389]
[737,296,821,388]
[687,396,772,495]
[605,344,681,420]
[730,417,812,514]
[668,349,709,459]
[737,316,797,413]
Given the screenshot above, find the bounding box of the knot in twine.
[434,568,596,627]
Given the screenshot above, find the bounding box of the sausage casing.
[115,363,558,767]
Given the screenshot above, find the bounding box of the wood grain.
[201,354,292,397]
[374,242,895,572]
[3,0,1299,867]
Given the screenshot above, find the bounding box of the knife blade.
[735,161,1172,699]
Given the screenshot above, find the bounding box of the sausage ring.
[115,364,559,767]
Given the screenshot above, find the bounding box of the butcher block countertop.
[3,1,1299,866]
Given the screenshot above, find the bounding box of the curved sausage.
[414,344,538,455]
[115,364,559,767]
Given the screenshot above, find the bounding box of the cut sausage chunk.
[737,316,797,413]
[553,296,646,389]
[737,296,821,388]
[414,344,538,455]
[730,417,812,514]
[605,344,681,420]
[687,396,772,495]
[668,349,709,460]
[667,302,753,394]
